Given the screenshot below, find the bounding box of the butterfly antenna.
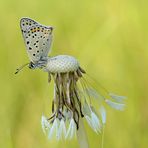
[15,63,29,74]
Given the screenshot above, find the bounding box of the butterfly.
[15,17,53,74]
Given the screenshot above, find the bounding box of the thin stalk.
[76,118,89,148]
[101,125,105,148]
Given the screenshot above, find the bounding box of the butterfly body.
[20,17,53,69]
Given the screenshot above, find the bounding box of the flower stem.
[101,125,105,148]
[76,118,89,148]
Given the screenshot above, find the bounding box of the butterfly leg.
[48,72,51,83]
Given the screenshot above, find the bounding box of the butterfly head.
[28,62,36,69]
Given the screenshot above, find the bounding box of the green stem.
[76,118,89,148]
[101,125,105,148]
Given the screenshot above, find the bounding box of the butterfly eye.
[29,62,35,69]
[49,27,53,34]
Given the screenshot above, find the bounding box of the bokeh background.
[0,0,148,147]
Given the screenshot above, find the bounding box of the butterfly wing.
[20,18,53,63]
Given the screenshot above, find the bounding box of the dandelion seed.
[57,119,67,140]
[41,115,50,134]
[85,88,100,99]
[105,99,125,111]
[91,112,101,133]
[99,106,106,124]
[48,118,58,140]
[66,118,76,139]
[109,93,127,103]
[85,114,93,126]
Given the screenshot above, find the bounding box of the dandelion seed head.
[45,55,79,73]
[39,55,126,140]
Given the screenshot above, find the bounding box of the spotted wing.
[20,17,53,63]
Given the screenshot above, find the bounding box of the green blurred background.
[0,0,148,147]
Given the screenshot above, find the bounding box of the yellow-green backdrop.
[0,0,147,148]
